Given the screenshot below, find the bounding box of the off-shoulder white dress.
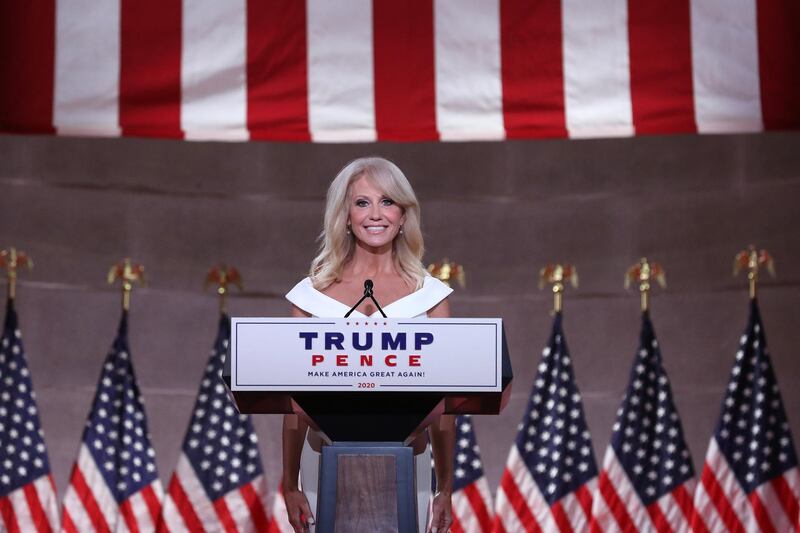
[285,275,453,532]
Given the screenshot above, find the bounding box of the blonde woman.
[282,157,455,533]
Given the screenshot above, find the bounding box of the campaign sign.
[230,317,503,392]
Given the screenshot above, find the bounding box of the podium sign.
[230,317,503,393]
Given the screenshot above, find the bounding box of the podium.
[223,317,512,532]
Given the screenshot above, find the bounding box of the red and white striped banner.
[1,0,798,142]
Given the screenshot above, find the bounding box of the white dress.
[285,274,453,532]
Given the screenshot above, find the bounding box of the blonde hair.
[310,157,426,290]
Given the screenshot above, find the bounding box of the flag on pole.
[590,311,697,532]
[432,414,494,533]
[691,300,799,532]
[493,312,598,532]
[0,299,59,532]
[61,311,163,532]
[158,313,270,532]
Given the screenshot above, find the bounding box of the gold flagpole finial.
[625,257,666,312]
[539,264,578,313]
[733,246,774,300]
[427,258,466,289]
[107,258,145,311]
[205,265,243,314]
[0,248,33,301]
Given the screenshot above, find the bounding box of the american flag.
[0,299,59,532]
[691,299,800,532]
[158,313,271,532]
[590,311,697,531]
[432,414,494,532]
[61,311,163,532]
[2,1,799,143]
[493,312,598,532]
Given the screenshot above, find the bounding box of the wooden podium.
[223,318,512,532]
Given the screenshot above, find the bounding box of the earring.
[399,226,404,235]
[346,224,352,235]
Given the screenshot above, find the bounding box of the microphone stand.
[344,279,387,318]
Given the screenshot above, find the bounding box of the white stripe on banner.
[222,475,266,527]
[561,0,633,138]
[306,0,375,142]
[126,485,156,531]
[181,0,248,140]
[755,482,792,532]
[159,492,189,533]
[34,475,59,528]
[53,0,120,136]
[434,0,504,140]
[690,0,762,133]
[494,488,524,532]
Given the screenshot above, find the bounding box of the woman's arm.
[427,298,454,533]
[282,305,314,532]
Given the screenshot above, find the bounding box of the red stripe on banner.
[0,1,55,134]
[23,483,52,533]
[672,484,702,531]
[748,491,777,533]
[757,0,800,130]
[0,495,20,533]
[140,484,161,525]
[772,476,800,524]
[551,500,574,533]
[492,514,508,533]
[373,0,437,141]
[463,483,493,531]
[451,514,465,533]
[70,467,111,533]
[247,0,310,141]
[61,510,78,533]
[575,484,593,521]
[627,0,696,133]
[165,477,204,533]
[499,470,543,533]
[645,500,673,533]
[699,465,746,533]
[119,0,182,138]
[240,483,270,531]
[213,498,239,533]
[597,472,637,532]
[500,0,567,138]
[119,499,141,533]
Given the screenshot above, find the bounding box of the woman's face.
[347,175,406,251]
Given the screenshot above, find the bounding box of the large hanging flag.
[2,1,799,142]
[61,312,163,532]
[691,300,799,532]
[493,312,598,532]
[0,299,59,532]
[431,414,494,533]
[590,312,697,532]
[158,313,270,532]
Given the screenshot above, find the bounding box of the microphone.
[344,279,386,318]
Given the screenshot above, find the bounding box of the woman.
[282,157,455,533]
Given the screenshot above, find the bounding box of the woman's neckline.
[307,276,428,318]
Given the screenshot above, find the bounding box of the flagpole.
[538,263,577,313]
[107,258,145,311]
[205,264,243,314]
[624,257,665,312]
[0,247,33,302]
[733,246,775,300]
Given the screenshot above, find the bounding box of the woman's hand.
[429,490,453,533]
[284,488,315,533]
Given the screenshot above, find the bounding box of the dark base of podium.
[317,442,419,533]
